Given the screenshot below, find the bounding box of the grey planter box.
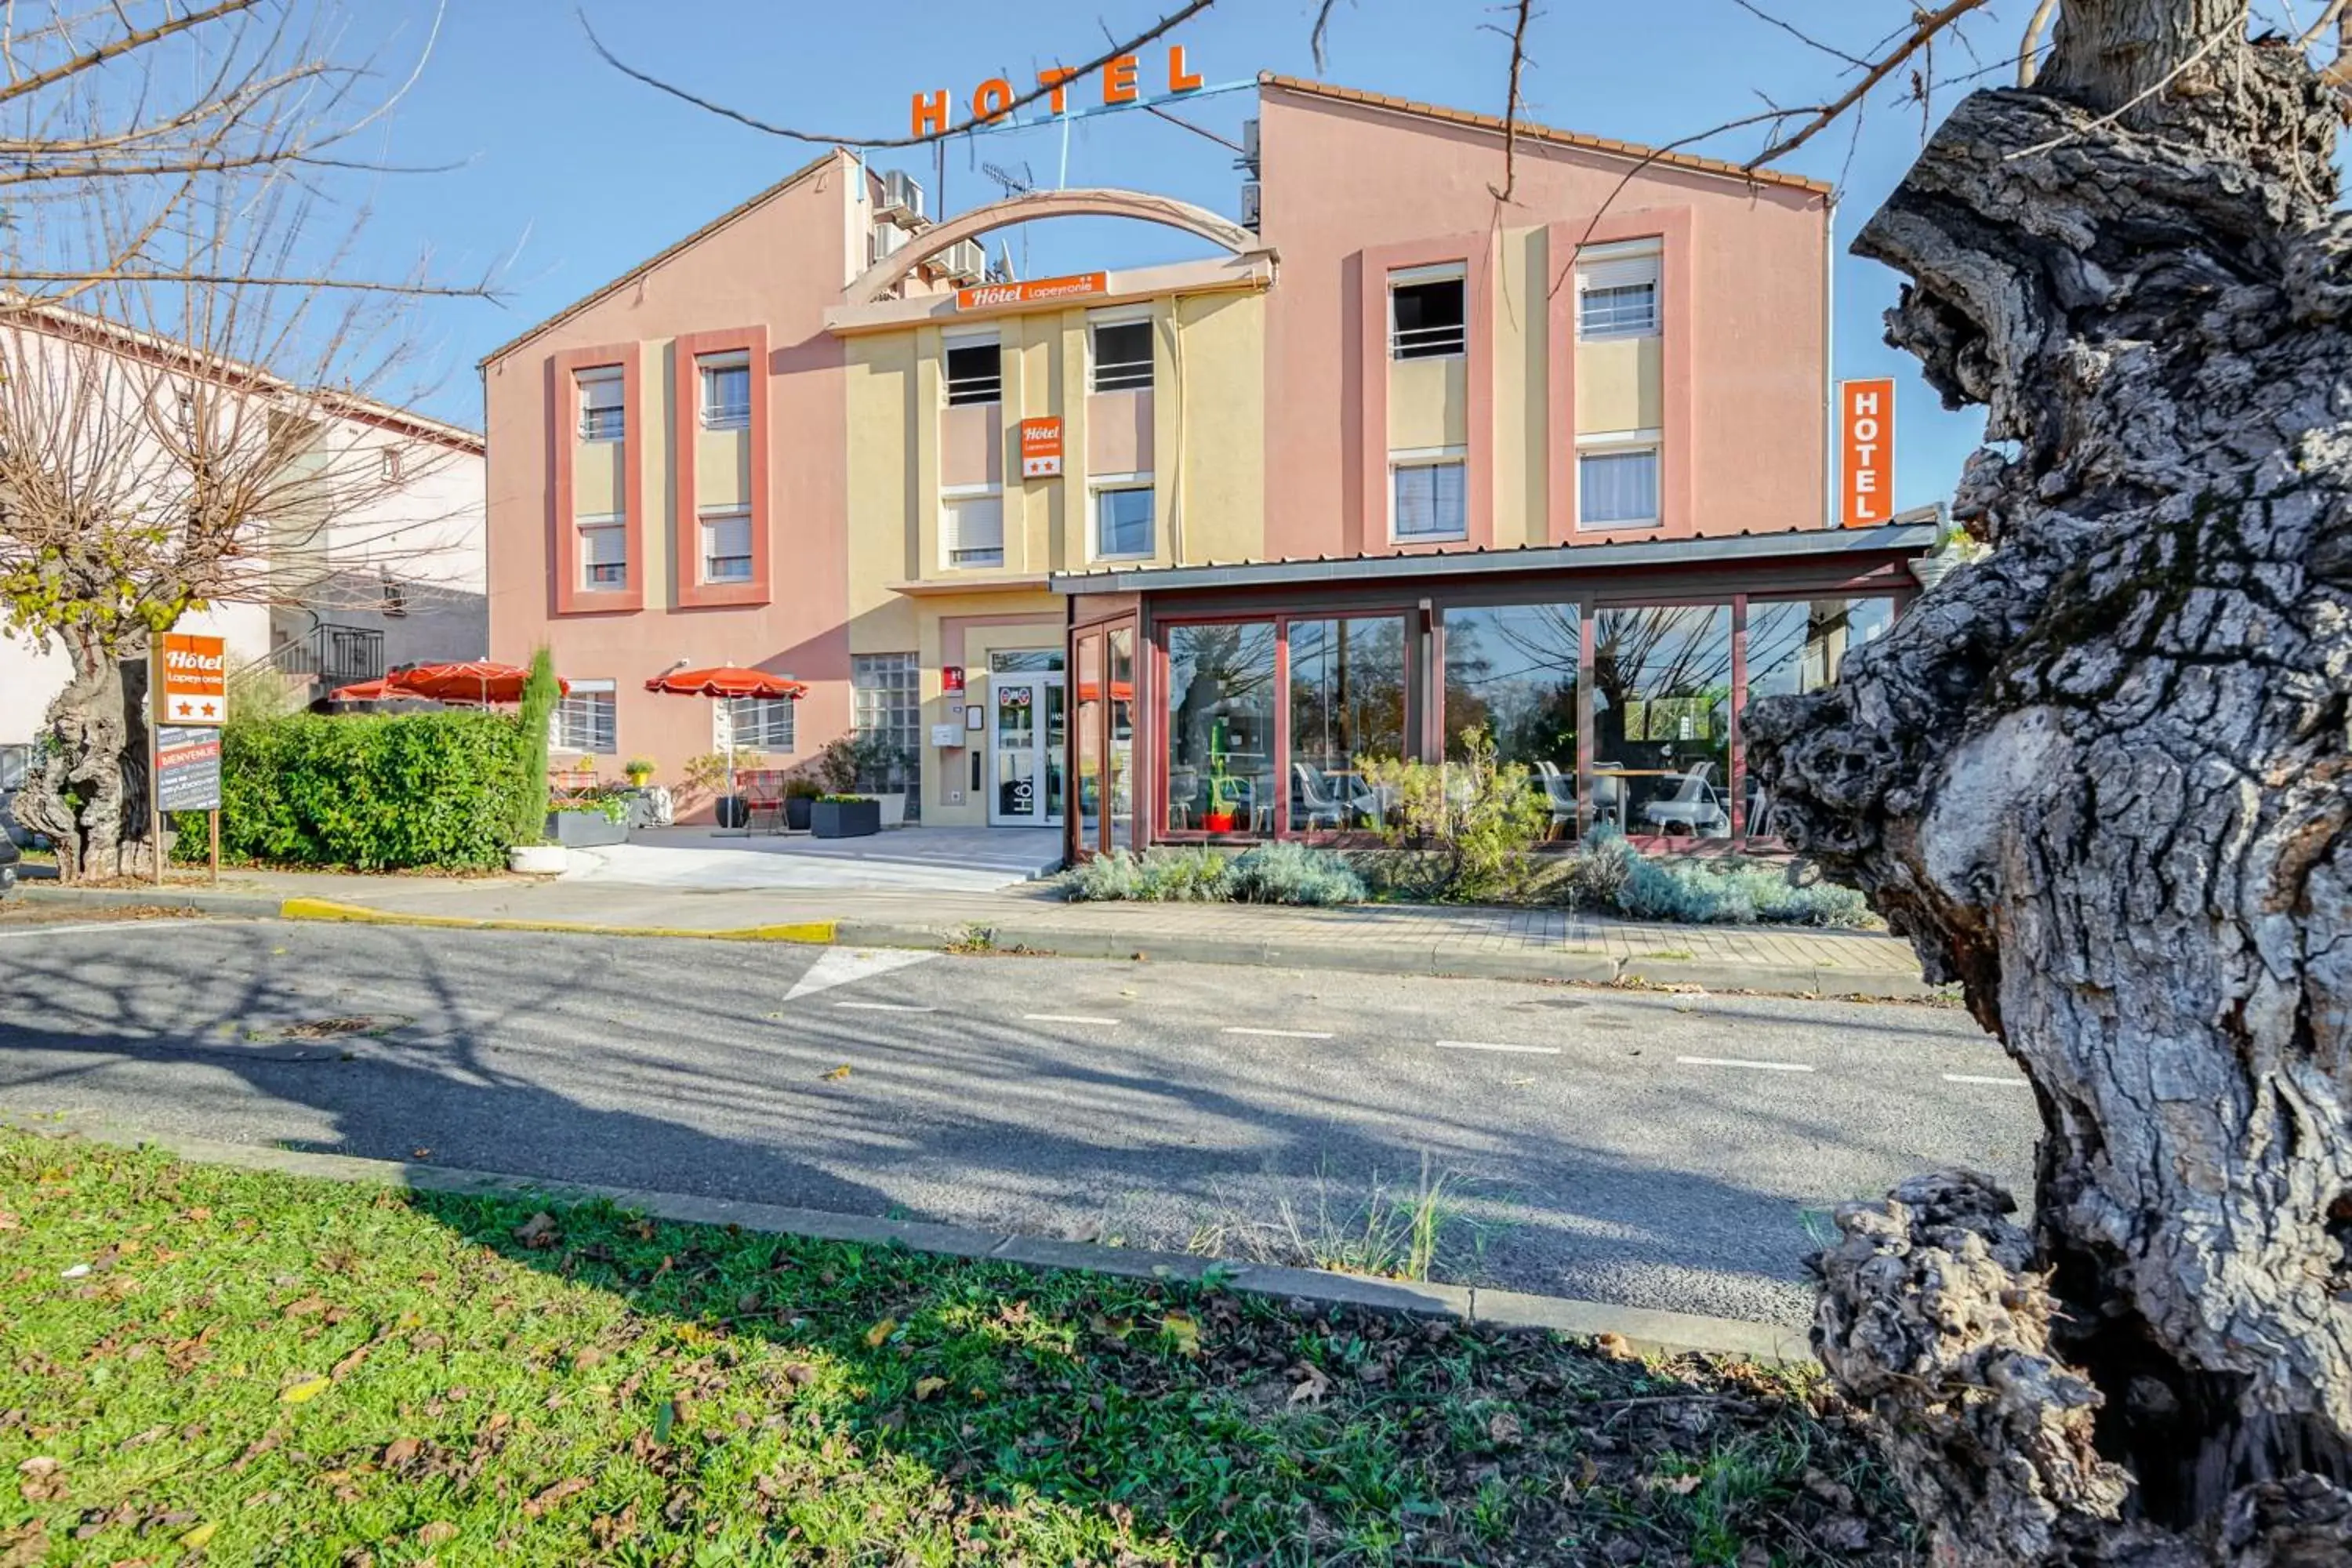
[786,795,815,832]
[545,809,626,848]
[811,798,880,839]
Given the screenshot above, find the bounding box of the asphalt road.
[0,915,2037,1326]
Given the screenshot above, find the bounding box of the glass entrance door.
[989,674,1065,827]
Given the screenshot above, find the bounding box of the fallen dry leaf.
[281,1294,328,1318]
[0,1519,45,1568]
[522,1476,591,1518]
[14,1457,64,1503]
[180,1520,219,1548]
[1287,1363,1331,1407]
[913,1377,947,1402]
[279,1376,331,1404]
[381,1437,419,1468]
[862,1318,897,1349]
[415,1521,458,1545]
[1162,1313,1201,1358]
[1487,1410,1523,1447]
[1659,1472,1701,1495]
[1593,1331,1637,1361]
[1819,1514,1872,1552]
[512,1212,561,1250]
[821,1065,851,1081]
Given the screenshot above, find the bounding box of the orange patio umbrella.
[326,677,405,702]
[387,660,567,705]
[643,664,808,808]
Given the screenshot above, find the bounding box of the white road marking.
[1221,1026,1334,1040]
[1025,1013,1121,1026]
[1943,1073,2031,1088]
[832,1001,935,1014]
[0,920,205,940]
[1675,1054,1816,1073]
[1435,1039,1563,1056]
[782,946,938,1002]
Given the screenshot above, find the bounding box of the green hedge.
[175,711,536,871]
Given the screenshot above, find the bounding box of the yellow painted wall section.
[1575,337,1662,435]
[574,438,622,518]
[913,326,944,577]
[1386,354,1467,452]
[1173,290,1265,565]
[1004,313,1047,575]
[695,425,749,510]
[844,333,919,654]
[1494,225,1549,548]
[637,341,670,604]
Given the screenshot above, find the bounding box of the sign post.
[151,633,227,886]
[1839,379,1896,528]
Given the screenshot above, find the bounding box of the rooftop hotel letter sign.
[912,46,1204,137]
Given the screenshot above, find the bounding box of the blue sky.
[350,0,2073,513]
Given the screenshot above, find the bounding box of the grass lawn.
[0,1128,1913,1565]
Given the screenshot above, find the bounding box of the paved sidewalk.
[22,866,1936,997]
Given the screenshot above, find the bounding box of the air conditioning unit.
[1240,180,1261,230]
[877,169,926,224]
[937,238,986,285]
[866,220,907,267]
[1240,117,1260,174]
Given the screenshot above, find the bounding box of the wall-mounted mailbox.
[930,722,961,748]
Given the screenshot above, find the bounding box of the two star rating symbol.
[169,697,220,720]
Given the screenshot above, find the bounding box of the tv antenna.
[981,161,1036,278]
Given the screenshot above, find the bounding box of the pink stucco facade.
[481,153,858,787]
[1254,80,1831,563]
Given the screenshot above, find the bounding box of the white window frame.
[577,512,628,590]
[1388,263,1468,361]
[551,678,616,756]
[1575,430,1663,530]
[698,353,751,431]
[1575,241,1661,342]
[1388,447,1468,543]
[715,695,794,756]
[943,330,1002,407]
[941,485,1005,571]
[1088,308,1155,394]
[1089,475,1156,562]
[577,366,625,442]
[699,504,753,584]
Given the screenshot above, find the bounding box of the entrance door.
[989,674,1065,827]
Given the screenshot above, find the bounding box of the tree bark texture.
[13,628,160,881]
[1744,20,2352,1567]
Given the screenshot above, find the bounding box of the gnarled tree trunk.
[13,627,160,882]
[1745,9,2352,1565]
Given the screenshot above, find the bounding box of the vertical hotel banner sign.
[1840,379,1895,528]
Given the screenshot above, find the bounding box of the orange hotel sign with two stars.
[155,632,227,726]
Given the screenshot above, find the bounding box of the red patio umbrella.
[643,665,810,700]
[643,665,808,811]
[326,677,405,702]
[387,660,567,705]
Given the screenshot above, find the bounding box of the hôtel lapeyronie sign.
[911,45,1205,138]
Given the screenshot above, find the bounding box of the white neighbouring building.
[0,310,487,804]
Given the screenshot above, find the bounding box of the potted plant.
[623,757,656,788]
[784,776,824,832]
[544,792,629,848]
[682,750,747,827]
[818,734,911,829]
[811,793,881,839]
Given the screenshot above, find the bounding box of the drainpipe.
[1822,194,1838,529]
[1167,295,1187,564]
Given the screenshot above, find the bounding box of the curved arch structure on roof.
[848,187,1259,305]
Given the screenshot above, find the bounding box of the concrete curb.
[16,883,1937,1000]
[2,1109,1810,1366]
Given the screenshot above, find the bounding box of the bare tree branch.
[2018,0,2060,85]
[1726,0,1870,69]
[1746,0,1991,169]
[579,0,1219,149]
[1486,0,1536,203]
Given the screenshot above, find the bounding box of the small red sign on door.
[942,665,965,694]
[1019,417,1063,479]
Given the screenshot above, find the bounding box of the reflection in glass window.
[1109,626,1135,847]
[1745,599,1893,699]
[1289,617,1405,831]
[1164,622,1276,837]
[1442,603,1579,769]
[1592,604,1732,837]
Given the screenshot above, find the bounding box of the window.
[578,367,625,441]
[380,576,408,618]
[1391,457,1466,542]
[699,506,752,583]
[1090,318,1153,392]
[1443,603,1578,766]
[942,491,1004,568]
[1093,484,1154,559]
[699,355,751,430]
[552,680,616,754]
[944,337,1001,405]
[1593,604,1733,835]
[1577,251,1660,339]
[1288,617,1406,829]
[1746,599,1894,699]
[1578,442,1661,528]
[989,649,1064,673]
[380,448,402,482]
[579,514,627,589]
[1389,267,1466,360]
[718,696,794,753]
[852,652,920,811]
[1165,622,1276,836]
